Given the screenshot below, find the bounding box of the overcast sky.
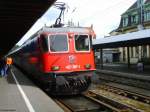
[17,0,136,45]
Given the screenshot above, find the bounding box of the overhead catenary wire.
[80,0,136,21]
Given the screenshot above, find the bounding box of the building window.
[122,17,128,27]
[144,11,150,21]
[131,47,134,58]
[142,45,147,58]
[135,46,139,58]
[149,45,150,58]
[131,14,138,24]
[123,47,126,61]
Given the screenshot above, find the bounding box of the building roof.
[145,0,150,4]
[120,0,150,17]
[114,0,150,33]
[93,29,150,49]
[125,0,150,13]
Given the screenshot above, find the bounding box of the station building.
[110,0,150,64]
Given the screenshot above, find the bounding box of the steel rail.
[86,90,150,112]
[54,96,116,112]
[99,84,150,104]
[54,99,73,112]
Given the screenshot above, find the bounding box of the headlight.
[84,64,91,69]
[51,66,60,71]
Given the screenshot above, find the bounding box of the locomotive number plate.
[65,65,81,69]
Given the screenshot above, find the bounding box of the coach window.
[40,35,48,52]
[49,34,68,52]
[75,35,90,51]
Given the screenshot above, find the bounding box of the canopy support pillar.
[127,47,130,68]
[100,48,103,69]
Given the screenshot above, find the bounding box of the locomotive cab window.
[75,35,90,51]
[49,34,68,52]
[40,35,49,52]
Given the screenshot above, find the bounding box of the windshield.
[75,35,90,51]
[49,34,68,52]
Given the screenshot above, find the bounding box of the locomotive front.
[40,27,96,95]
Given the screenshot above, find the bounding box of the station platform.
[0,66,64,112]
[96,63,150,76]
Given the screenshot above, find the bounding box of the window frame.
[74,34,91,53]
[122,17,128,27]
[144,11,150,21]
[48,33,69,53]
[131,14,138,24]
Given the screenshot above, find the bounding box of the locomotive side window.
[75,35,90,51]
[49,34,68,52]
[40,35,48,52]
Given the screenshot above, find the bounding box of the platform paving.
[0,66,64,112]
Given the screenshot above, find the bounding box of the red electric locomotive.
[11,26,96,95]
[9,2,96,95]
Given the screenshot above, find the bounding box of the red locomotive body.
[11,26,96,95]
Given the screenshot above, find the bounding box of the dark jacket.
[0,59,5,68]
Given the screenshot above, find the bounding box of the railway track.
[54,84,150,112]
[54,95,113,112]
[54,89,150,112]
[96,70,150,90]
[97,84,150,104]
[85,90,150,112]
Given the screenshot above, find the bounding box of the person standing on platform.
[6,57,13,68]
[0,58,5,77]
[5,57,13,76]
[137,60,144,72]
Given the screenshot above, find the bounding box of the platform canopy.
[93,29,150,49]
[0,0,56,56]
